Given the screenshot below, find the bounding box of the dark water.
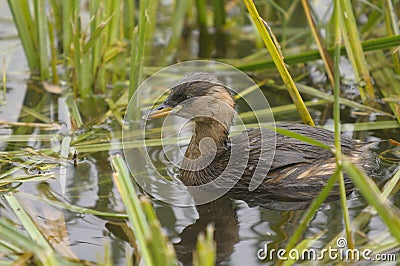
[1,1,400,265]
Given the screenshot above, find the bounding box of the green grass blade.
[6,0,39,70]
[111,155,152,264]
[280,168,341,266]
[48,18,59,84]
[105,0,121,44]
[141,197,178,265]
[112,155,179,266]
[236,35,400,71]
[320,178,400,265]
[283,231,325,266]
[34,0,50,80]
[212,0,225,28]
[21,105,53,123]
[48,0,62,42]
[342,162,400,242]
[384,0,400,74]
[62,0,78,57]
[264,125,331,150]
[0,219,46,258]
[129,0,150,99]
[0,173,54,187]
[0,218,79,265]
[89,0,102,90]
[296,83,393,117]
[144,0,158,59]
[195,0,207,27]
[162,0,190,65]
[66,96,83,128]
[3,194,53,251]
[381,168,400,199]
[123,0,136,38]
[333,0,353,249]
[193,224,216,266]
[24,187,128,219]
[243,0,315,126]
[340,0,375,101]
[195,0,210,56]
[84,20,109,53]
[368,51,400,123]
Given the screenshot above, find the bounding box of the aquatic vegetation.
[1,0,399,265]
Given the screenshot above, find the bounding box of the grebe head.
[149,72,235,129]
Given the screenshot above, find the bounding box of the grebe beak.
[148,103,173,119]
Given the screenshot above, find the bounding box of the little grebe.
[149,73,364,201]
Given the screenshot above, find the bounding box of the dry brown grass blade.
[301,0,335,86]
[42,209,79,260]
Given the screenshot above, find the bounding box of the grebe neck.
[180,118,230,185]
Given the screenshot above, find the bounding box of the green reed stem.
[48,18,59,84]
[71,16,83,96]
[48,0,62,41]
[141,196,177,265]
[340,0,375,102]
[2,59,6,102]
[333,0,353,250]
[195,0,208,34]
[319,169,400,264]
[22,189,127,219]
[62,0,78,58]
[129,0,150,99]
[145,0,158,59]
[296,83,393,117]
[111,155,178,266]
[4,194,53,251]
[280,168,341,266]
[381,168,400,199]
[7,0,39,71]
[111,155,153,264]
[123,0,136,39]
[264,125,331,149]
[368,51,400,123]
[212,0,226,29]
[89,0,102,90]
[243,0,315,126]
[0,219,58,265]
[193,224,216,266]
[162,0,190,65]
[343,162,400,242]
[384,0,400,75]
[34,0,49,80]
[237,35,400,71]
[105,0,121,44]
